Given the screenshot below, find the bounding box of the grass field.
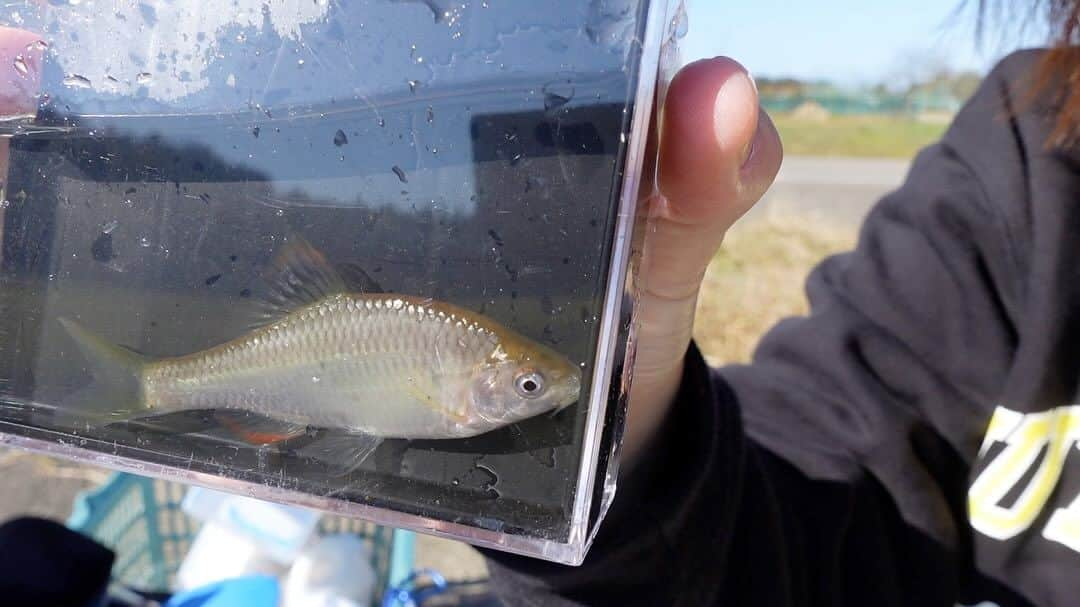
[772,114,948,159]
[693,215,857,365]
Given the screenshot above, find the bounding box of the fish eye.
[514,371,545,399]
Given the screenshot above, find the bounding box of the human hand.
[625,57,783,463]
[0,26,45,188]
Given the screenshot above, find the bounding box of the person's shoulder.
[949,48,1054,138]
[989,48,1046,81]
[942,47,1061,165]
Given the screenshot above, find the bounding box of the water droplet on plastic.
[136,72,153,85]
[101,219,119,234]
[377,117,386,128]
[333,129,348,146]
[0,200,10,210]
[62,74,92,89]
[672,2,689,38]
[451,31,463,40]
[297,59,305,67]
[26,40,47,52]
[474,463,500,497]
[251,126,260,138]
[311,376,321,383]
[392,165,408,183]
[426,106,434,123]
[68,0,81,5]
[236,32,247,43]
[12,56,29,76]
[226,73,237,87]
[531,448,557,468]
[275,209,285,217]
[139,237,151,247]
[407,79,420,94]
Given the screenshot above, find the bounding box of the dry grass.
[693,215,857,366]
[772,114,948,158]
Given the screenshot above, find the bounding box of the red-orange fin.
[214,411,308,445]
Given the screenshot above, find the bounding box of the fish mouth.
[556,371,583,411]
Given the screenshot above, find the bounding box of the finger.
[738,108,783,206]
[658,57,760,226]
[0,26,45,191]
[645,57,782,301]
[0,26,44,116]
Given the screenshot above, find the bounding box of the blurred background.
[0,0,1047,588]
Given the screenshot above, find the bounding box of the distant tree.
[755,77,806,98]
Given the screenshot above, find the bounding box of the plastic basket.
[67,472,416,601]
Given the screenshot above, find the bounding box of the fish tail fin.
[59,317,152,420]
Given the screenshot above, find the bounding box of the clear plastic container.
[0,0,683,564]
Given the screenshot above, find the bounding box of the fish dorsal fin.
[250,238,384,327]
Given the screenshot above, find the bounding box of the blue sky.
[679,0,1048,86]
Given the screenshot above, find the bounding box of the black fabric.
[482,49,1080,606]
[0,516,115,607]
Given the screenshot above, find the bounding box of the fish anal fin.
[214,411,308,445]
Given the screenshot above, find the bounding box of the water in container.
[0,0,682,564]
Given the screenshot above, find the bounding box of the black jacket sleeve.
[482,50,1060,607]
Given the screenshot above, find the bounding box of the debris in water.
[392,165,408,183]
[542,80,575,111]
[91,233,115,262]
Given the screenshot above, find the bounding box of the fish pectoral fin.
[294,431,382,476]
[403,384,469,424]
[214,411,309,445]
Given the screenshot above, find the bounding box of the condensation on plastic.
[0,0,678,565]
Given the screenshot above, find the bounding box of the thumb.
[648,57,782,302]
[624,57,782,461]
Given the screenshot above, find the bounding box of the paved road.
[746,155,911,227]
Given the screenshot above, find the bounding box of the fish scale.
[141,294,499,435]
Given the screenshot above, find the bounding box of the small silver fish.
[59,241,581,467]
